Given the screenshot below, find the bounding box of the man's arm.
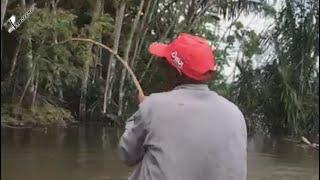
[118,109,147,167]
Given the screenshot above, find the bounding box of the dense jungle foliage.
[1,0,319,137]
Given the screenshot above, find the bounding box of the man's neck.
[173,83,209,91]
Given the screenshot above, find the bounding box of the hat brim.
[148,42,169,58]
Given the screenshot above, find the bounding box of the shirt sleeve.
[118,109,147,167]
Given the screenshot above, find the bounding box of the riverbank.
[1,103,123,129]
[1,103,75,128]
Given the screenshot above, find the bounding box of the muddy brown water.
[1,125,319,180]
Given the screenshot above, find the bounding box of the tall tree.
[102,0,126,114]
[1,0,8,30]
[117,0,145,118]
[79,0,103,121]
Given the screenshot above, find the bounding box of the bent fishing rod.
[58,38,145,98]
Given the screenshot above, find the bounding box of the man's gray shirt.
[118,84,247,180]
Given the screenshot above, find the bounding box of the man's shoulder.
[140,91,173,107]
[212,91,243,115]
[137,91,173,120]
[139,90,243,116]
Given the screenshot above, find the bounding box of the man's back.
[118,84,247,180]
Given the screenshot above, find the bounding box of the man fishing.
[118,33,247,180]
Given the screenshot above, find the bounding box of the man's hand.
[137,92,148,104]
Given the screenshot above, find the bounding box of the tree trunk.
[21,0,26,9]
[19,64,35,105]
[25,35,35,107]
[18,0,35,107]
[1,0,8,64]
[102,1,126,114]
[53,1,64,101]
[132,1,158,71]
[31,70,39,107]
[79,53,90,121]
[79,0,102,121]
[51,0,63,101]
[95,0,104,84]
[1,0,8,30]
[8,37,22,81]
[119,0,157,113]
[18,75,32,105]
[130,0,154,68]
[117,0,145,118]
[106,10,127,108]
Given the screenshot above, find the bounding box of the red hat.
[148,33,216,81]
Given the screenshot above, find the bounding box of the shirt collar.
[173,84,210,91]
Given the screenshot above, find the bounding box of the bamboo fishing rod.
[58,38,145,97]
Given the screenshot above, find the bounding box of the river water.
[1,125,319,180]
